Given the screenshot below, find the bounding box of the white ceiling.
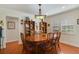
[0,4,79,16]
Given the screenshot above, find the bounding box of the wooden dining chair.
[47,32,61,54]
[53,32,61,53]
[20,33,35,53]
[47,33,57,53]
[25,40,36,54]
[20,33,27,53]
[39,40,53,54]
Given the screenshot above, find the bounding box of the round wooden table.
[25,33,48,41]
[25,33,52,53]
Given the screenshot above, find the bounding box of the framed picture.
[77,19,79,25]
[7,21,15,29]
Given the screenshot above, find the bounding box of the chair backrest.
[47,33,54,40]
[47,32,61,43]
[53,32,61,43]
[20,33,25,45]
[20,33,35,51]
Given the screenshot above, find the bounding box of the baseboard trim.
[60,41,79,48]
[6,41,19,44]
[6,40,19,43]
[18,40,22,44]
[0,41,19,49]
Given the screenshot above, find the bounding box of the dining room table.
[25,33,53,53]
[25,33,48,41]
[24,32,60,54]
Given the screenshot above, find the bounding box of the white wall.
[6,16,19,43]
[0,8,33,48]
[45,8,79,47]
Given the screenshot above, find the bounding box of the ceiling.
[0,4,79,16]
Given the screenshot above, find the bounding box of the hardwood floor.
[60,43,79,54]
[0,41,22,54]
[0,41,79,54]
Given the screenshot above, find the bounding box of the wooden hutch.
[39,20,47,33]
[24,18,47,37]
[24,18,35,36]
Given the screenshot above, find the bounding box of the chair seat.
[25,41,35,50]
[26,45,35,50]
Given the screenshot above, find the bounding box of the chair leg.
[52,44,58,54]
[55,45,58,54]
[22,46,27,54]
[58,43,61,54]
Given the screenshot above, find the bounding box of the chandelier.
[35,4,46,19]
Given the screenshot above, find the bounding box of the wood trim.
[60,42,79,49]
[6,41,19,44]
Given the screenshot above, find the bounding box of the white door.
[6,16,19,42]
